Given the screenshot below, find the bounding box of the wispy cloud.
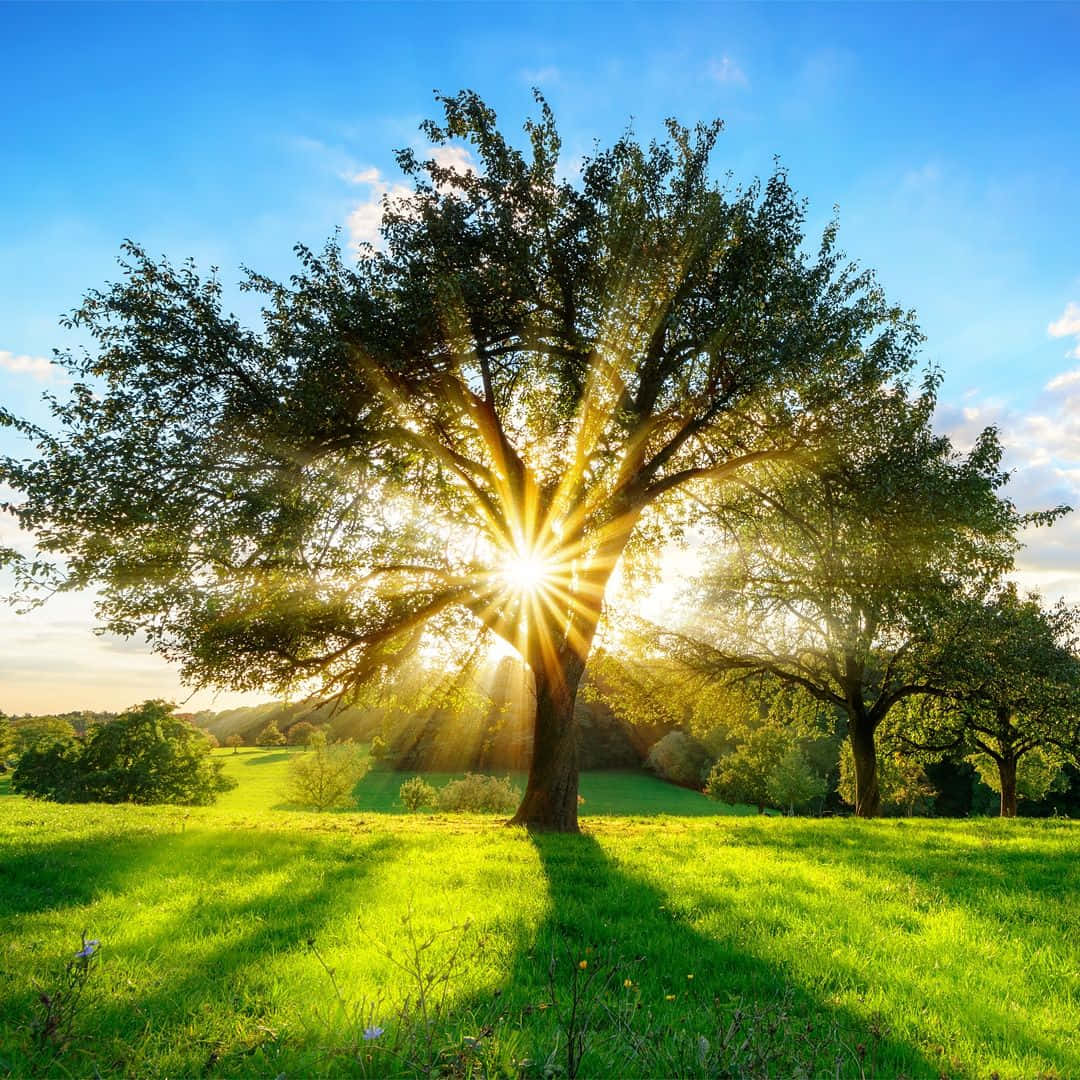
[707,56,748,88]
[1048,301,1080,360]
[344,147,475,252]
[520,65,560,86]
[0,350,56,381]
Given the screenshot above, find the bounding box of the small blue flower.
[362,1025,384,1041]
[75,939,100,959]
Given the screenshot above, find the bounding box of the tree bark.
[508,649,584,832]
[998,756,1018,818]
[849,717,881,818]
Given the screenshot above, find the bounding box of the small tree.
[12,700,236,805]
[287,720,317,747]
[288,732,368,810]
[256,720,286,748]
[224,733,245,753]
[399,775,439,811]
[766,747,828,814]
[705,725,791,813]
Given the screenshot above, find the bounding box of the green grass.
[0,761,1077,1077]
[212,746,753,817]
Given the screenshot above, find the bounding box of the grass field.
[213,747,754,817]
[0,753,1077,1078]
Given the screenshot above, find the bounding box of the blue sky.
[2,2,1079,711]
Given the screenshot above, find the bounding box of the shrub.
[287,720,317,747]
[256,720,286,747]
[436,773,520,813]
[369,734,388,760]
[12,700,236,805]
[288,732,369,810]
[644,731,711,788]
[398,776,438,811]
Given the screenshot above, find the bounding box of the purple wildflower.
[362,1025,384,1040]
[75,939,100,959]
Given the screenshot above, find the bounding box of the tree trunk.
[998,756,1018,818]
[849,717,881,818]
[508,650,584,832]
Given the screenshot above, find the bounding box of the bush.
[11,700,236,805]
[369,734,388,760]
[437,773,520,813]
[399,776,438,811]
[288,732,369,810]
[644,731,712,788]
[287,720,317,747]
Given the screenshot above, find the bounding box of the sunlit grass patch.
[0,791,1076,1077]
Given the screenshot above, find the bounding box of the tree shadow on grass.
[0,825,397,1076]
[472,831,937,1079]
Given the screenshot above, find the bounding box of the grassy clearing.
[212,747,750,817]
[0,763,1077,1078]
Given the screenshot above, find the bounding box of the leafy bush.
[644,731,712,788]
[12,700,235,805]
[288,732,369,810]
[437,773,520,813]
[766,747,828,813]
[399,776,438,811]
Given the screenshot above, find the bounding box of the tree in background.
[896,587,1080,817]
[658,374,1047,816]
[256,720,286,748]
[12,700,235,805]
[286,720,317,747]
[12,715,77,758]
[288,732,368,811]
[0,712,13,769]
[969,747,1066,812]
[3,91,930,830]
[224,733,245,753]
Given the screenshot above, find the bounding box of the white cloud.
[1048,301,1080,360]
[429,145,476,175]
[343,146,475,252]
[343,167,413,251]
[0,350,55,381]
[707,56,748,87]
[1045,368,1080,392]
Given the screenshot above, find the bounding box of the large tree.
[2,92,921,830]
[657,375,1048,816]
[894,587,1080,817]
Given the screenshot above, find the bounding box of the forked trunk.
[849,717,881,818]
[508,651,584,832]
[998,756,1018,818]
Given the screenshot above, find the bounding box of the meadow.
[0,750,1077,1078]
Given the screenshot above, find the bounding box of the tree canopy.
[2,91,934,829]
